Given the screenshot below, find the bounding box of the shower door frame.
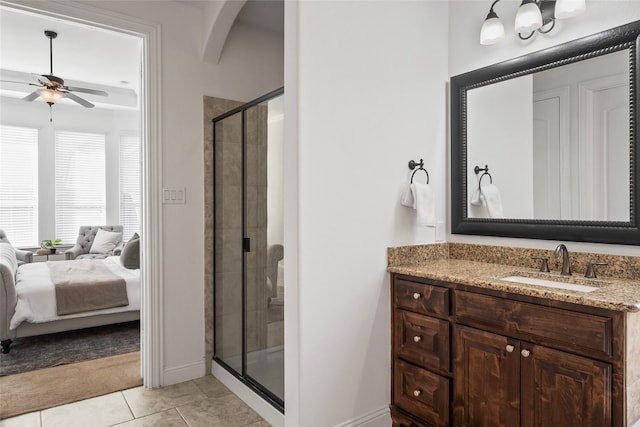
[212,86,285,413]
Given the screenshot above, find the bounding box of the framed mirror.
[451,21,640,245]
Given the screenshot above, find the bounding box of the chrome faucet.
[554,244,572,276]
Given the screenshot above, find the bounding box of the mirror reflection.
[467,49,630,221]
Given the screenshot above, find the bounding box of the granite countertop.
[389,259,640,312]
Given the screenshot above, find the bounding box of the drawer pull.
[521,349,531,358]
[506,345,514,353]
[413,389,422,397]
[413,335,422,343]
[412,292,421,300]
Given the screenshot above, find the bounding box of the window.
[0,125,39,247]
[119,134,140,241]
[55,131,106,244]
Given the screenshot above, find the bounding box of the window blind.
[119,133,141,241]
[55,131,106,244]
[0,125,39,247]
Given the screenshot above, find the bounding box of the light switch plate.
[163,187,186,204]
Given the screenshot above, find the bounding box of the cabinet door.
[454,326,520,427]
[520,344,612,427]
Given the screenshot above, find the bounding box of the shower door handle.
[243,237,251,252]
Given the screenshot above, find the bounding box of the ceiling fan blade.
[65,86,108,96]
[0,80,41,87]
[23,91,40,102]
[65,91,95,108]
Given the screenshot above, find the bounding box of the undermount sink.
[500,275,599,293]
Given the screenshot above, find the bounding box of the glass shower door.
[213,88,284,411]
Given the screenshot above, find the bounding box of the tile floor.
[0,375,271,427]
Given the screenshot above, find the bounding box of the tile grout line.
[175,407,190,427]
[120,390,136,421]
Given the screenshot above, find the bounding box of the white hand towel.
[412,182,436,226]
[470,187,484,206]
[482,184,504,218]
[400,185,415,208]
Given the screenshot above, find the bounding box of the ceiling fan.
[1,30,108,110]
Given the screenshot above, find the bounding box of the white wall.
[448,0,640,256]
[63,0,284,384]
[467,75,534,218]
[288,1,449,425]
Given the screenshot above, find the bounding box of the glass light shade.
[554,0,586,19]
[480,15,505,45]
[515,1,543,34]
[37,88,66,104]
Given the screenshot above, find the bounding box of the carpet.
[0,321,139,376]
[0,352,142,420]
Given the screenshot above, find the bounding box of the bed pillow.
[90,229,122,254]
[120,233,140,269]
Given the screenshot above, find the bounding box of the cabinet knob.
[413,389,422,397]
[412,292,421,300]
[521,349,531,358]
[506,345,514,353]
[413,335,422,343]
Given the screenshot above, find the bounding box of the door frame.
[1,0,164,387]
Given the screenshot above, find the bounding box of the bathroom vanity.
[388,253,640,427]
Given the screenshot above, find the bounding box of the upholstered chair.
[266,243,283,299]
[0,229,33,265]
[65,225,124,260]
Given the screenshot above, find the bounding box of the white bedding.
[10,256,140,330]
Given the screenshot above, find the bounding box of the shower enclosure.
[212,87,284,411]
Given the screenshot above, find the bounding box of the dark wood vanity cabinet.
[391,277,451,427]
[390,274,625,427]
[454,326,611,427]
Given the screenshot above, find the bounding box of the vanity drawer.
[455,291,612,358]
[394,278,449,317]
[394,309,450,372]
[393,359,450,427]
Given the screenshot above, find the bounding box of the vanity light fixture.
[480,0,586,45]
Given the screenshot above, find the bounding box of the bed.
[1,249,140,354]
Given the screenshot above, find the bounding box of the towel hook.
[474,164,493,189]
[408,158,429,184]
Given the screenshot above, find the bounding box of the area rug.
[0,351,142,420]
[0,321,139,376]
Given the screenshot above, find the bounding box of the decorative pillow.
[90,229,122,254]
[120,233,140,269]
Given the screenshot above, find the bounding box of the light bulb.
[480,10,505,45]
[515,0,542,34]
[37,88,66,104]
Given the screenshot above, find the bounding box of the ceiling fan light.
[515,0,543,34]
[554,0,586,19]
[37,88,65,104]
[480,10,505,45]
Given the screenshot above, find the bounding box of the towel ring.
[411,167,429,184]
[474,164,492,190]
[408,158,430,184]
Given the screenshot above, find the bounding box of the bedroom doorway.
[0,0,160,407]
[212,87,285,412]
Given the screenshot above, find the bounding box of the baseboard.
[211,360,284,427]
[162,359,206,386]
[334,406,391,427]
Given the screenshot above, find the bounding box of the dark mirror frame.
[451,21,640,245]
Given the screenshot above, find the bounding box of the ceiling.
[0,6,142,93]
[179,0,284,35]
[0,1,282,109]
